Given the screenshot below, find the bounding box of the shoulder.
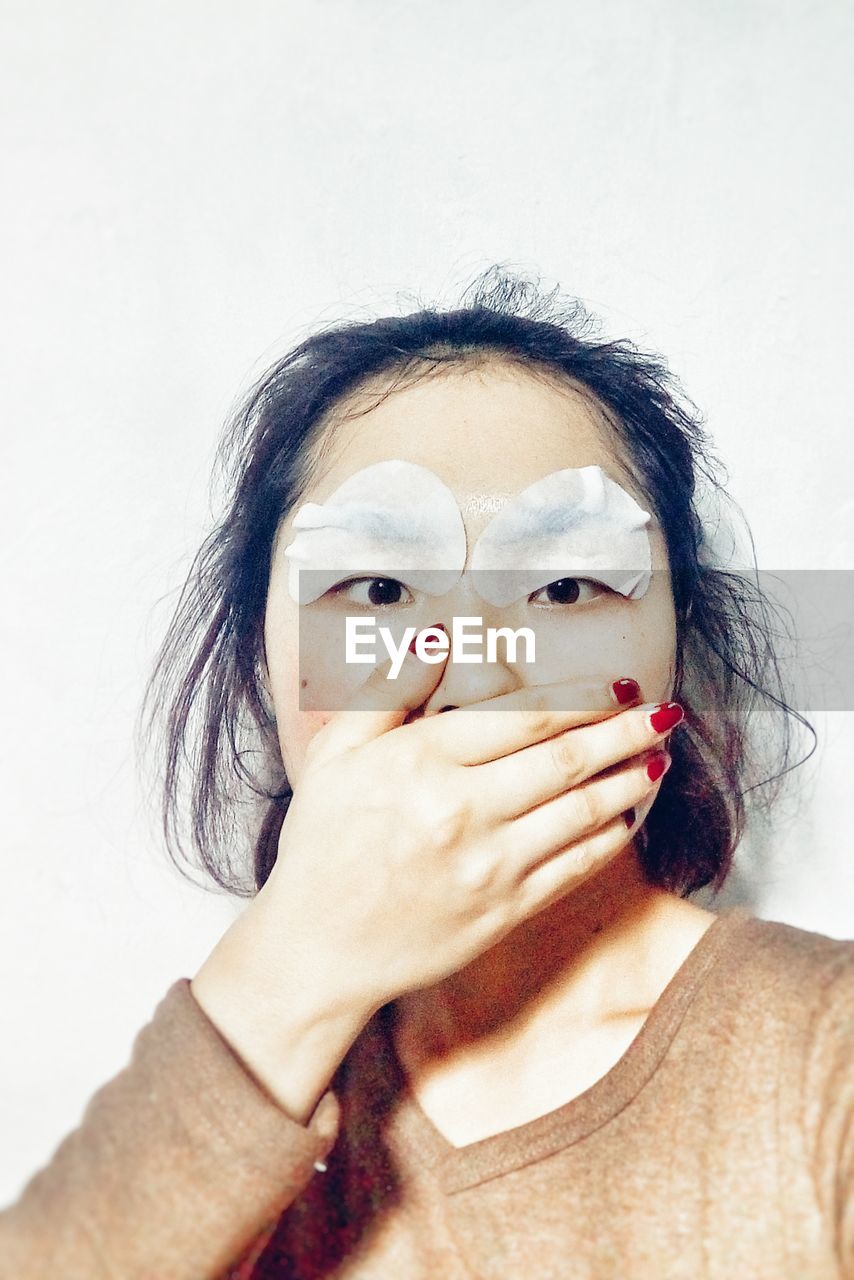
[710,908,854,1004]
[721,914,854,1267]
[725,909,854,996]
[702,908,854,1064]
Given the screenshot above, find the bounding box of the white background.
[1,0,852,1201]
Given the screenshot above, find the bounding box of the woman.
[2,272,851,1279]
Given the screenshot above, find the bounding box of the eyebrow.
[473,491,647,527]
[316,507,429,545]
[309,501,659,541]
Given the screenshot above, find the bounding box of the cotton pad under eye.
[469,465,653,606]
[282,459,468,604]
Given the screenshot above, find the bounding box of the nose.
[418,578,524,717]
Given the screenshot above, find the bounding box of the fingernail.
[648,702,684,733]
[611,678,641,705]
[408,623,446,655]
[646,750,671,783]
[623,807,636,828]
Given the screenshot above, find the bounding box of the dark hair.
[137,270,813,899]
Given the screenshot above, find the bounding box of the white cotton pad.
[469,465,653,606]
[282,459,468,604]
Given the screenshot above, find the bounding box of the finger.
[514,809,642,921]
[417,676,643,767]
[508,747,670,877]
[478,699,683,820]
[308,643,449,762]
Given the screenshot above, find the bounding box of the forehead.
[300,361,644,541]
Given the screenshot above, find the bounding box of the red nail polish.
[646,751,671,783]
[648,702,684,733]
[611,678,641,705]
[409,624,446,655]
[623,807,636,828]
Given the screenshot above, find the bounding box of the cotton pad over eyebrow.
[469,465,653,606]
[282,459,468,603]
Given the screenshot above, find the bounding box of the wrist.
[191,904,375,1122]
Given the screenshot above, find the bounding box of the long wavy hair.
[136,270,814,898]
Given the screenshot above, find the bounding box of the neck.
[392,845,683,1069]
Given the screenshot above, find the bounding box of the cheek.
[267,636,336,783]
[507,585,676,702]
[606,613,676,701]
[612,583,678,700]
[586,549,677,702]
[264,583,337,785]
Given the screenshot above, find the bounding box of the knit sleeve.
[802,938,854,1278]
[0,979,341,1280]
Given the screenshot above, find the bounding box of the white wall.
[1,0,852,1201]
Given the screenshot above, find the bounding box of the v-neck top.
[4,907,852,1279]
[247,904,854,1278]
[385,905,748,1194]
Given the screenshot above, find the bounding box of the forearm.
[190,894,378,1125]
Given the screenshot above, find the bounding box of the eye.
[528,578,610,608]
[328,576,416,608]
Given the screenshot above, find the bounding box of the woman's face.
[263,360,677,787]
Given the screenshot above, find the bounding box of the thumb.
[310,631,449,760]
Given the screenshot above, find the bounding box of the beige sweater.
[1,906,852,1279]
